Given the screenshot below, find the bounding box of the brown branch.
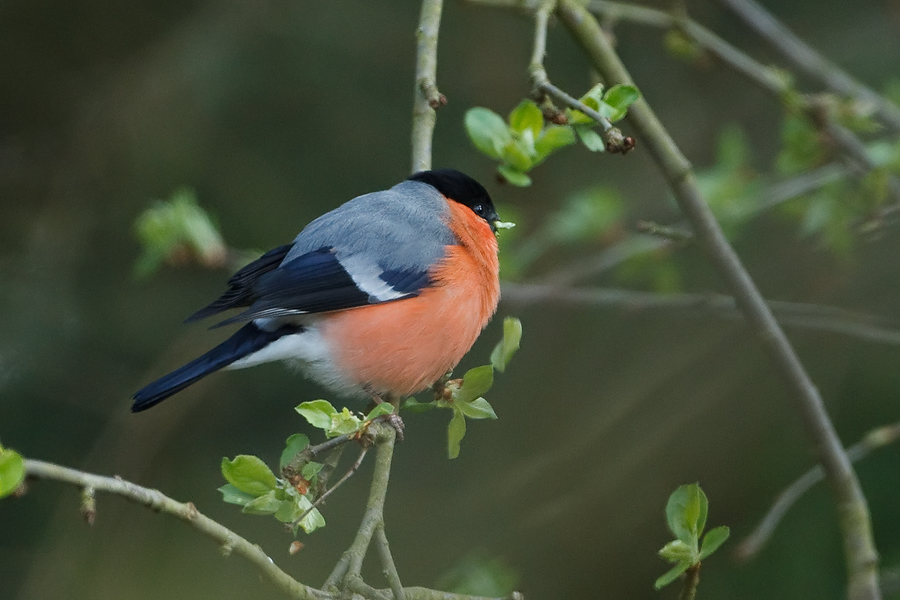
[716,0,900,133]
[411,0,447,172]
[531,161,847,287]
[294,447,369,528]
[735,422,900,562]
[553,2,881,598]
[589,0,788,95]
[527,0,633,153]
[375,524,407,600]
[677,564,701,600]
[23,459,327,600]
[501,282,900,347]
[588,0,900,219]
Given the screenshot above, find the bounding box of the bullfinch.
[132,169,501,412]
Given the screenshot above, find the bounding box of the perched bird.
[132,169,501,412]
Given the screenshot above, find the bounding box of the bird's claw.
[378,412,405,442]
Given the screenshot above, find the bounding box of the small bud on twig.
[80,487,96,525]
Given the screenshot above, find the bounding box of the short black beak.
[487,208,500,233]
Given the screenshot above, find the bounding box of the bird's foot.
[379,412,405,442]
[365,387,405,441]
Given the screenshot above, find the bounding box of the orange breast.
[319,199,500,396]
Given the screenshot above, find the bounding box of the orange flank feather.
[320,198,500,396]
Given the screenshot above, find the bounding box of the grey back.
[287,180,455,271]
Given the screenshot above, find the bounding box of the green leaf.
[218,484,257,506]
[547,187,624,243]
[447,410,467,459]
[458,397,498,420]
[465,108,512,160]
[573,125,605,152]
[279,433,310,470]
[658,540,696,564]
[329,407,362,437]
[534,125,576,158]
[301,461,324,482]
[295,400,338,431]
[221,455,278,497]
[456,365,494,403]
[509,100,544,138]
[274,497,305,523]
[241,490,282,515]
[0,448,26,499]
[602,84,640,122]
[501,139,534,172]
[717,124,750,170]
[497,164,532,187]
[366,403,395,421]
[133,189,226,278]
[654,561,691,590]
[568,84,605,124]
[800,194,834,236]
[490,316,523,373]
[665,483,707,544]
[777,113,825,175]
[699,526,731,560]
[664,29,703,61]
[296,495,326,533]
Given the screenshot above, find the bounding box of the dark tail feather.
[132,322,302,412]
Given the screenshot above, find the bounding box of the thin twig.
[635,220,693,242]
[501,282,900,347]
[284,429,371,482]
[23,459,326,600]
[736,422,900,562]
[411,0,446,172]
[525,0,633,152]
[312,444,347,500]
[554,3,881,598]
[538,82,634,152]
[294,447,369,528]
[589,0,788,95]
[677,564,701,600]
[535,163,847,287]
[589,0,900,216]
[528,0,553,81]
[817,118,900,220]
[716,0,900,133]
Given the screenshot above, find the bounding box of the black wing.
[187,245,430,326]
[185,244,294,323]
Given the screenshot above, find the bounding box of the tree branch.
[501,282,900,347]
[715,0,900,133]
[553,2,881,598]
[411,0,446,173]
[526,0,633,153]
[735,421,900,562]
[815,117,900,221]
[375,524,407,600]
[589,0,900,218]
[589,0,787,96]
[23,459,326,600]
[346,426,396,578]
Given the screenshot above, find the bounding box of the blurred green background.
[2,0,900,598]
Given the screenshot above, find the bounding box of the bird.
[132,169,502,412]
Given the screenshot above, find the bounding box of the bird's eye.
[473,203,485,216]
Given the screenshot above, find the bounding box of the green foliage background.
[2,1,900,599]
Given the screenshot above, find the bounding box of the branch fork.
[526,0,634,153]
